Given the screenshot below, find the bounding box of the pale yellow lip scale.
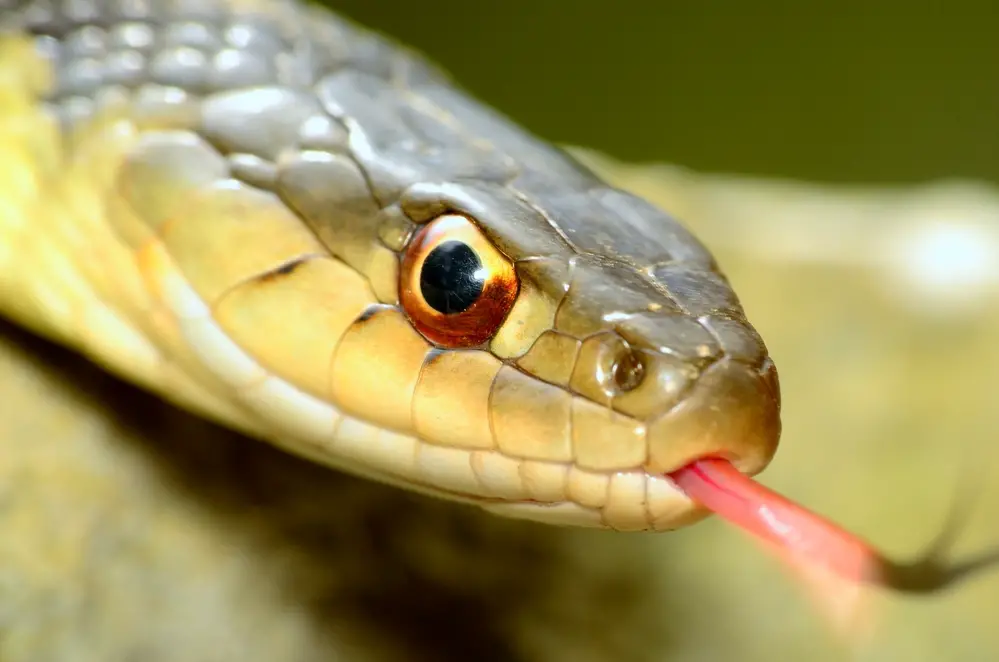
[669,458,995,594]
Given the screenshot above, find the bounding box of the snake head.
[391,175,781,531]
[73,2,780,532]
[261,53,781,530]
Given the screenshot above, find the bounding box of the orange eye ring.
[399,214,519,348]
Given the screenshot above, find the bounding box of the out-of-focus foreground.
[1,154,996,662]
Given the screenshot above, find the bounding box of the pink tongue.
[663,456,999,642]
[668,458,877,584]
[668,458,990,595]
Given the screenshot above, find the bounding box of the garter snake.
[0,0,780,532]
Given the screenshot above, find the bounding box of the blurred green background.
[335,0,998,185]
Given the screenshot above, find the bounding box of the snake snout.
[645,355,781,479]
[606,299,782,479]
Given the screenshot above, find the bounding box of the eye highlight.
[400,214,519,348]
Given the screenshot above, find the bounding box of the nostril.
[611,349,645,393]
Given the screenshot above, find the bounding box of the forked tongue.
[668,458,995,637]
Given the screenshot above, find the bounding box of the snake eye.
[400,214,518,348]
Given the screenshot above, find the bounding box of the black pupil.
[419,241,485,315]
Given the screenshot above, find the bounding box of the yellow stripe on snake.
[0,0,779,532]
